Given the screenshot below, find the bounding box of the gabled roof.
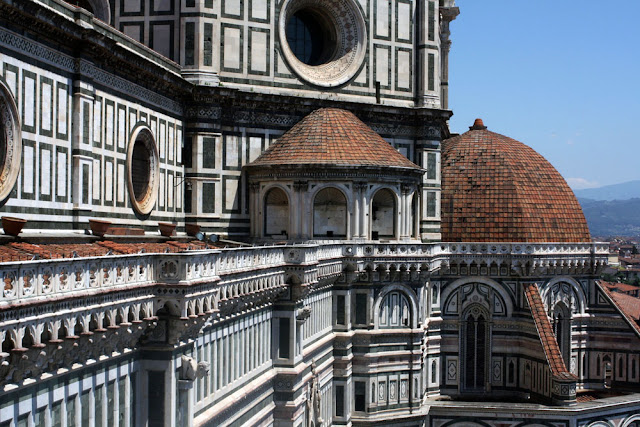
[441,119,591,243]
[523,282,576,381]
[247,108,421,170]
[598,280,640,337]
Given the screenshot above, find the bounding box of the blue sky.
[447,1,640,189]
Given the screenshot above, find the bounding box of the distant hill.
[579,197,640,237]
[574,180,640,201]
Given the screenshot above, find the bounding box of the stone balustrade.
[0,242,608,307]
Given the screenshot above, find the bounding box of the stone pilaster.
[440,3,460,110]
[180,1,220,86]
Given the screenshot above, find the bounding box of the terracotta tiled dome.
[441,120,591,242]
[248,108,420,170]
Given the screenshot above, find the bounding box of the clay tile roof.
[247,108,421,170]
[441,119,591,243]
[0,240,212,262]
[598,280,640,337]
[523,282,577,380]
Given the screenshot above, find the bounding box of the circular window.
[0,82,22,203]
[279,0,367,87]
[126,125,159,215]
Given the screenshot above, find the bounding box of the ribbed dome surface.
[441,122,591,243]
[248,108,420,170]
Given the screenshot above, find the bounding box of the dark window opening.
[335,385,344,417]
[131,141,151,202]
[279,318,290,359]
[354,381,365,412]
[285,10,336,66]
[337,295,346,325]
[464,312,487,391]
[72,0,94,14]
[355,294,367,325]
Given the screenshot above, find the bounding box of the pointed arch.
[461,304,490,392]
[552,301,571,368]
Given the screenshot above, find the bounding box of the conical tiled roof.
[247,108,420,170]
[441,119,591,243]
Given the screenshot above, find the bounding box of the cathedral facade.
[1,1,640,426]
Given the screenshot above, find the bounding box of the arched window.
[371,189,396,239]
[264,188,289,237]
[462,306,489,391]
[378,291,411,328]
[313,187,347,238]
[552,302,571,368]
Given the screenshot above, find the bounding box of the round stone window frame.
[0,80,22,203]
[126,124,159,216]
[278,0,367,88]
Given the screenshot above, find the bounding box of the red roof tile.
[598,280,640,337]
[441,121,591,243]
[523,282,576,380]
[0,240,212,262]
[247,108,421,170]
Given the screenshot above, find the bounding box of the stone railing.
[0,241,608,307]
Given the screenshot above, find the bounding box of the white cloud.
[566,177,599,190]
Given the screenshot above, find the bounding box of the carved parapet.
[0,320,151,387]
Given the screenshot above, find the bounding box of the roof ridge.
[523,282,577,381]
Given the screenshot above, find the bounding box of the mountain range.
[573,180,640,201]
[571,180,640,237]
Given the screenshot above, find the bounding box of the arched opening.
[313,187,347,238]
[264,188,289,238]
[462,306,489,391]
[22,329,34,348]
[41,327,52,344]
[371,189,396,239]
[74,319,83,336]
[89,317,99,332]
[378,290,412,328]
[552,302,571,368]
[2,335,14,353]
